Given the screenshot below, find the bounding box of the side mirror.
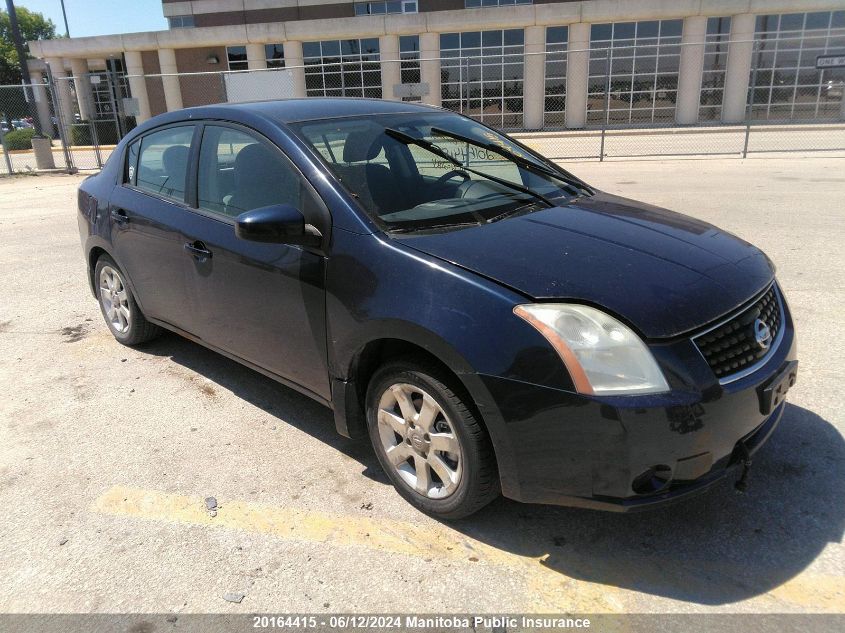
[235,204,322,247]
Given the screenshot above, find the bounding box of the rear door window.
[134,126,196,203]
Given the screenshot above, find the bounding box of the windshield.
[290,112,591,232]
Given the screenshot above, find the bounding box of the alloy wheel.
[376,383,463,499]
[99,265,131,334]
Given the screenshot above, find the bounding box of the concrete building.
[26,0,845,130]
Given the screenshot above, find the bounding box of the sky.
[16,0,168,37]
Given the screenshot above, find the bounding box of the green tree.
[1,5,57,84]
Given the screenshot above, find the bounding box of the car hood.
[393,192,774,339]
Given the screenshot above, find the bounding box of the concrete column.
[722,13,756,124]
[380,34,400,101]
[675,16,707,125]
[45,57,75,142]
[123,51,152,123]
[420,32,441,107]
[29,70,54,136]
[523,26,545,130]
[565,22,590,129]
[246,43,267,70]
[157,48,183,111]
[283,40,307,98]
[69,58,94,122]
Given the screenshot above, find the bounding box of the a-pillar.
[246,43,267,70]
[123,51,152,123]
[283,40,307,98]
[45,57,75,142]
[523,26,545,130]
[69,58,94,122]
[380,34,400,100]
[157,48,183,111]
[675,16,707,125]
[722,13,756,124]
[565,22,590,129]
[420,32,441,107]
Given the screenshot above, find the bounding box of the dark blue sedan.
[77,99,797,518]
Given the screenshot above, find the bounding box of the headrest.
[162,144,189,173]
[343,128,382,163]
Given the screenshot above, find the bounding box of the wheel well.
[88,247,107,292]
[350,338,486,435]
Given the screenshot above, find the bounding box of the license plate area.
[758,360,798,415]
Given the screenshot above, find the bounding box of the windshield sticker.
[429,139,506,166]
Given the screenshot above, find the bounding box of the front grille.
[693,284,782,380]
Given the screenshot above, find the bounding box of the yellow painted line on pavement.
[766,573,845,612]
[92,485,625,612]
[92,486,844,613]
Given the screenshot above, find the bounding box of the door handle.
[184,240,213,261]
[110,208,129,225]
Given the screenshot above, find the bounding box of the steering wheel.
[434,169,470,186]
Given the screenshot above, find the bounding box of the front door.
[183,124,331,400]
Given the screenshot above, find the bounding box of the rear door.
[182,123,331,400]
[109,124,201,332]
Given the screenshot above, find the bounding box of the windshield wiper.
[388,221,481,233]
[429,127,592,196]
[384,128,554,208]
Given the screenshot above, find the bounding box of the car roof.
[181,98,441,124]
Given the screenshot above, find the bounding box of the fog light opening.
[632,464,673,495]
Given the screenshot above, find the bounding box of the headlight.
[514,304,669,395]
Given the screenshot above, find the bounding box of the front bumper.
[478,305,798,512]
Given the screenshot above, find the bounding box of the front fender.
[325,229,541,500]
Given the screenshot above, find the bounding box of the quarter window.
[197,126,302,218]
[134,126,195,202]
[125,139,140,185]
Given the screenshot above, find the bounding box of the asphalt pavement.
[0,157,843,616]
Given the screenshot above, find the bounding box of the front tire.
[366,359,499,519]
[94,255,161,346]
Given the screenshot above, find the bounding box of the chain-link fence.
[2,34,844,176]
[0,70,137,175]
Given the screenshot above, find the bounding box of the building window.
[226,46,248,71]
[699,17,731,121]
[588,19,683,125]
[399,35,421,101]
[750,11,845,121]
[89,58,131,121]
[168,15,195,29]
[354,1,417,15]
[303,39,382,98]
[465,0,532,7]
[265,44,285,68]
[440,29,525,129]
[544,26,568,126]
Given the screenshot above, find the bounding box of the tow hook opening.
[734,441,753,493]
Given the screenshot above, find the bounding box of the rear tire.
[94,255,161,346]
[366,359,499,519]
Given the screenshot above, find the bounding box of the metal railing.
[2,37,844,175]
